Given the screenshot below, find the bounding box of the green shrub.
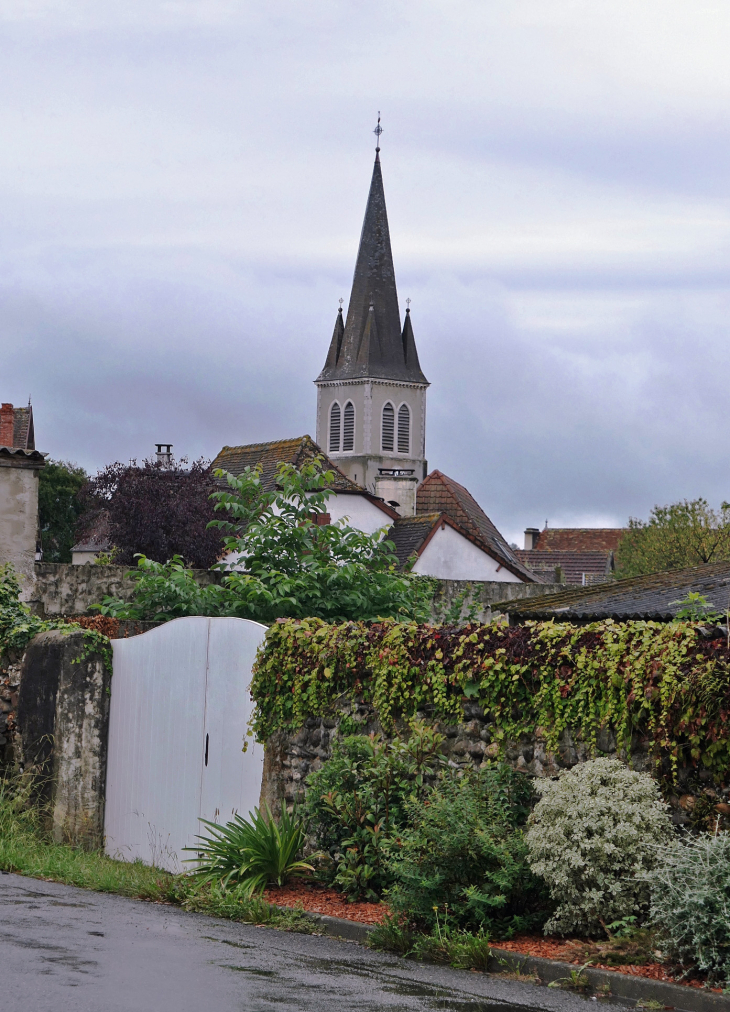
[385,764,546,936]
[648,831,730,983]
[185,804,313,895]
[304,724,445,901]
[526,758,673,936]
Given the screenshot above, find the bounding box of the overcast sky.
[4,1,730,544]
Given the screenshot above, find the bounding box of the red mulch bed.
[264,886,722,993]
[264,882,388,926]
[496,935,723,992]
[263,884,723,993]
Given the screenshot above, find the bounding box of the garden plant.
[185,803,313,895]
[525,758,673,936]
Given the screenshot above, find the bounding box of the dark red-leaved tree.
[78,457,222,568]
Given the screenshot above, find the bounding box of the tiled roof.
[0,447,44,463]
[501,560,730,621]
[12,407,34,450]
[72,511,111,553]
[387,514,441,568]
[211,436,361,493]
[515,549,613,586]
[530,528,624,552]
[416,471,540,583]
[1,403,35,451]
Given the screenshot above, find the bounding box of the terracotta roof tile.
[211,435,361,493]
[531,528,624,552]
[515,549,614,585]
[416,470,539,582]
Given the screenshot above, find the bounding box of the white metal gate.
[104,617,267,872]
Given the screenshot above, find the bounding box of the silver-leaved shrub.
[526,757,673,935]
[648,831,730,983]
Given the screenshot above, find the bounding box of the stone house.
[0,402,45,584]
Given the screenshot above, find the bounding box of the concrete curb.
[279,908,730,1012]
[489,946,730,1012]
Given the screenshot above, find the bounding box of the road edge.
[281,908,730,1012]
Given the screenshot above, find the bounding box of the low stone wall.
[27,563,221,617]
[429,579,564,623]
[260,697,710,823]
[27,564,562,620]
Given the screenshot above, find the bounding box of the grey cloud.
[3,0,730,549]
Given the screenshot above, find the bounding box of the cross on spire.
[373,112,383,151]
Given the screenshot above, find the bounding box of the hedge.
[250,618,730,783]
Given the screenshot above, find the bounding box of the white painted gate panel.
[104,617,267,872]
[199,618,266,828]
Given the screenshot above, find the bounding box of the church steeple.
[316,145,428,384]
[314,125,429,504]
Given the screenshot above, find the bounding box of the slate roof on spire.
[317,154,428,385]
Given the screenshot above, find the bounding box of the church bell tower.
[314,121,429,516]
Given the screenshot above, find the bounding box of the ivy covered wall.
[252,618,730,788]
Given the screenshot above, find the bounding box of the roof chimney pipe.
[156,443,173,465]
[524,527,540,550]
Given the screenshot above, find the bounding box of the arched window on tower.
[343,402,355,452]
[381,402,395,452]
[398,403,410,454]
[329,402,341,453]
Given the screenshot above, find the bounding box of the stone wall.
[27,563,562,620]
[27,563,222,617]
[260,696,709,824]
[428,579,564,624]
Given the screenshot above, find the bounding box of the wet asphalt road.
[0,873,625,1012]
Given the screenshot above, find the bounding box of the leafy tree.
[79,457,221,569]
[615,498,730,579]
[95,457,432,623]
[38,460,88,563]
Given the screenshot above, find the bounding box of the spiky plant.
[185,804,313,895]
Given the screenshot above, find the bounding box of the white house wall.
[221,492,392,567]
[325,494,392,536]
[412,525,523,582]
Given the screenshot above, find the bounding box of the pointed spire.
[323,303,345,371]
[401,305,423,375]
[317,142,428,385]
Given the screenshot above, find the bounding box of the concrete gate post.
[17,628,111,850]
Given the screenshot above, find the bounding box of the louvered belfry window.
[381,403,395,452]
[329,402,341,452]
[343,401,355,452]
[398,403,410,454]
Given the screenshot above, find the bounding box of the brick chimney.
[0,404,14,447]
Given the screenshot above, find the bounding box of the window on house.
[329,402,341,452]
[398,403,410,454]
[343,401,355,451]
[381,402,394,452]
